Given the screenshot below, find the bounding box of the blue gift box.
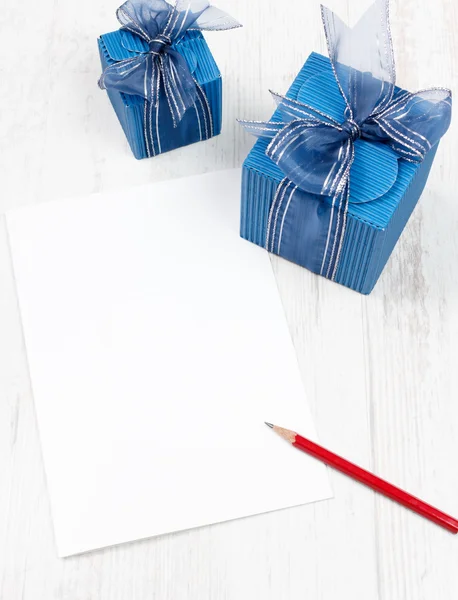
[98,29,222,159]
[241,52,438,294]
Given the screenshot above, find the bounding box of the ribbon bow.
[99,0,240,126]
[240,0,452,281]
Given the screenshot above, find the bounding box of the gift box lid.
[244,52,427,231]
[99,29,220,91]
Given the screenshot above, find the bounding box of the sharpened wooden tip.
[265,423,297,444]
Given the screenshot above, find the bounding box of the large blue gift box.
[241,52,439,294]
[98,29,222,159]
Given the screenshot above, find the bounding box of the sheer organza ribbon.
[240,0,452,281]
[99,0,240,127]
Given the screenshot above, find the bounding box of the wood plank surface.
[0,0,457,598]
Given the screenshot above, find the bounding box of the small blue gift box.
[98,29,221,159]
[241,52,439,294]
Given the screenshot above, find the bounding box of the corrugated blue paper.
[98,30,222,159]
[241,52,438,294]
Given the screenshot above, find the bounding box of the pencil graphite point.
[264,422,274,428]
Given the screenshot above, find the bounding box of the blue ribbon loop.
[240,0,452,282]
[99,0,240,145]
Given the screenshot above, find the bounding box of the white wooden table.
[1,0,457,598]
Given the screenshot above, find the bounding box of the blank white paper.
[6,169,332,557]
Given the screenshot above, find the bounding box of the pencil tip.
[265,422,274,428]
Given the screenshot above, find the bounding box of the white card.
[6,169,331,557]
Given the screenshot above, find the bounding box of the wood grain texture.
[0,0,457,598]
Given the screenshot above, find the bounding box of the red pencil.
[265,423,458,534]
